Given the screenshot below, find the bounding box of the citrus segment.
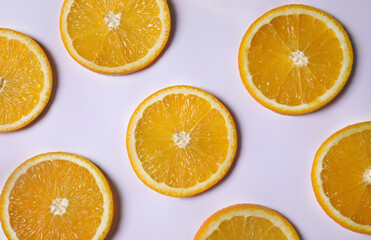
[127,86,237,197]
[60,0,171,74]
[0,29,52,132]
[239,4,353,114]
[312,122,371,234]
[194,204,300,240]
[0,152,113,240]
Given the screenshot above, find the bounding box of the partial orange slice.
[60,0,171,74]
[312,122,371,234]
[0,29,52,132]
[194,204,300,240]
[126,86,237,197]
[0,152,113,240]
[239,4,353,115]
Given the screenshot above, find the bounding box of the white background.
[0,0,370,239]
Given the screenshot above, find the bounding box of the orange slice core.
[8,160,104,239]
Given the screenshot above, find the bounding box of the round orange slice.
[0,152,113,240]
[239,4,353,115]
[0,28,52,132]
[126,85,237,197]
[194,204,300,240]
[60,0,171,74]
[312,121,371,234]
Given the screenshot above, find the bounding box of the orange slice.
[312,121,371,234]
[0,152,113,240]
[239,4,353,115]
[60,0,171,74]
[0,29,52,132]
[126,85,237,197]
[194,204,300,240]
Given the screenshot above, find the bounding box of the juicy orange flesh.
[0,36,44,125]
[135,93,229,188]
[205,215,287,240]
[8,160,104,239]
[321,130,371,225]
[67,0,162,67]
[247,14,343,106]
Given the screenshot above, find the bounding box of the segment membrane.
[67,0,162,66]
[247,13,344,106]
[0,38,44,125]
[205,216,287,240]
[8,160,104,239]
[321,130,371,224]
[135,94,230,188]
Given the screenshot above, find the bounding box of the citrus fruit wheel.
[312,121,371,234]
[0,152,113,240]
[238,4,353,115]
[126,85,237,197]
[0,28,52,132]
[60,0,171,74]
[194,204,300,240]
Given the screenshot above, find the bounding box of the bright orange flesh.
[68,0,161,67]
[127,86,237,197]
[194,204,300,240]
[61,0,170,74]
[0,30,50,130]
[8,160,104,239]
[205,216,287,239]
[248,14,342,105]
[239,5,353,114]
[135,93,229,188]
[321,129,371,224]
[1,153,113,240]
[312,122,371,234]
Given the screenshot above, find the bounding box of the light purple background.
[0,0,370,239]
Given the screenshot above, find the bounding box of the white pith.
[199,205,299,240]
[60,0,171,73]
[240,6,352,113]
[0,152,113,240]
[290,50,308,67]
[50,198,69,216]
[0,29,52,131]
[364,168,371,185]
[104,11,121,30]
[313,122,371,233]
[127,86,237,196]
[173,131,190,149]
